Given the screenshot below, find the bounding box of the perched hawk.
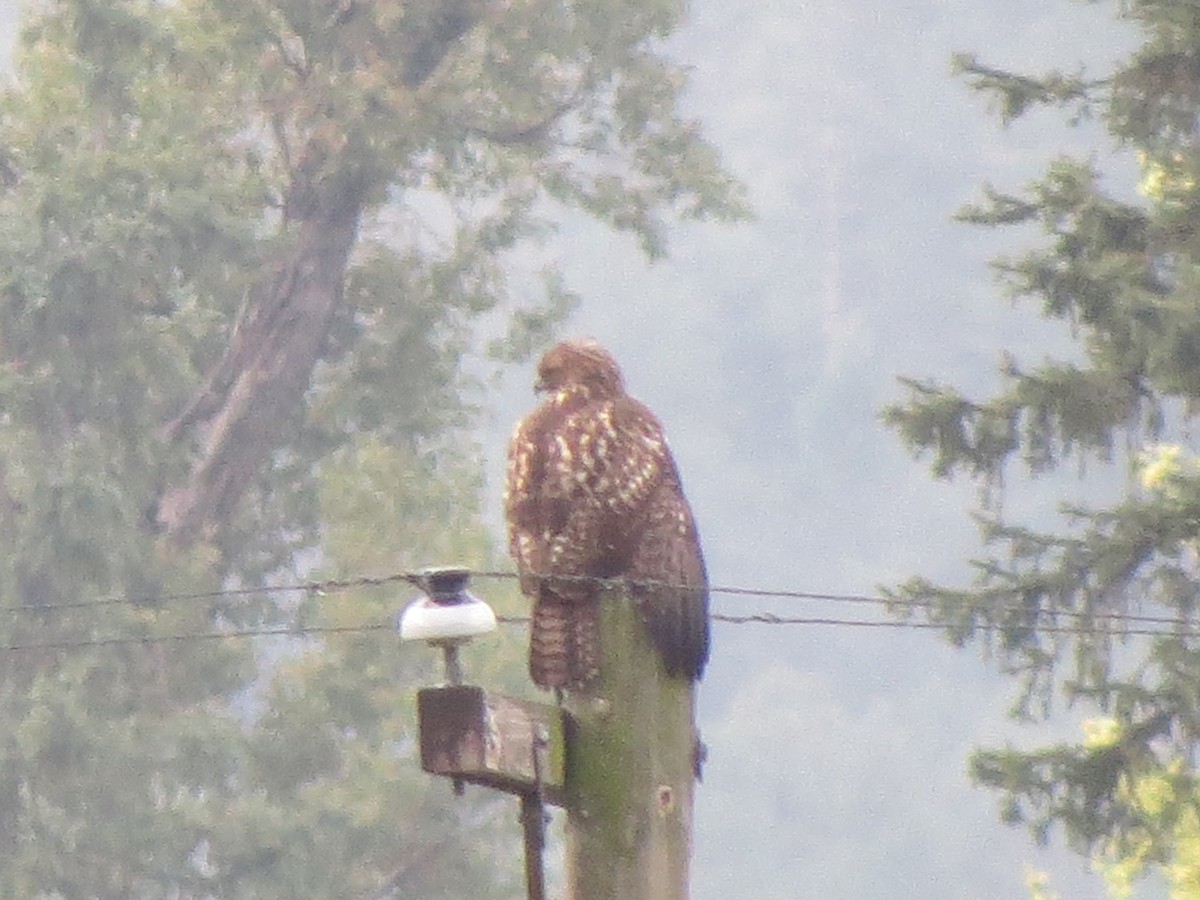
[504,338,711,690]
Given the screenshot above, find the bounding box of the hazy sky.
[0,1,1159,897]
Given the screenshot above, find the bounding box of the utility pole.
[563,584,698,899]
[412,579,699,899]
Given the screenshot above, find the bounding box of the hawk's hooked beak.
[533,375,549,393]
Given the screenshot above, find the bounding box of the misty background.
[0,2,1152,897]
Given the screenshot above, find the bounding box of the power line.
[0,609,1197,655]
[708,613,1193,638]
[6,568,1196,635]
[1,567,1199,654]
[6,570,875,615]
[0,622,395,653]
[3,572,423,616]
[0,564,1190,628]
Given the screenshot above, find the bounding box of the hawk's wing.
[601,397,709,679]
[626,466,711,680]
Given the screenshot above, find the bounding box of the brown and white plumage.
[504,338,710,690]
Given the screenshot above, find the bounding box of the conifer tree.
[886,1,1200,884]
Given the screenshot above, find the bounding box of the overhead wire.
[1,572,423,615]
[0,566,1189,624]
[0,622,395,653]
[0,614,1195,654]
[0,568,1199,652]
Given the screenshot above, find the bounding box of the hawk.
[504,338,711,690]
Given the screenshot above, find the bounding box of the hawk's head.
[535,338,625,399]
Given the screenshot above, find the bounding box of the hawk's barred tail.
[529,591,601,689]
[570,599,601,687]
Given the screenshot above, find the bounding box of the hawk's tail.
[636,581,710,681]
[529,590,600,690]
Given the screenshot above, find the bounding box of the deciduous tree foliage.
[0,0,745,894]
[885,0,1200,888]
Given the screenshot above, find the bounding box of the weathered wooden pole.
[564,584,699,900]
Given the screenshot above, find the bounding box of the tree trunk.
[155,1,491,544]
[157,171,366,544]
